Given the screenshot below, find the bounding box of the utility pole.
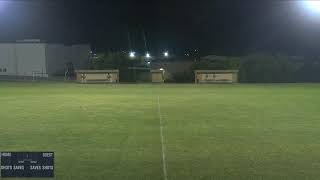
[141,27,148,52]
[127,29,132,51]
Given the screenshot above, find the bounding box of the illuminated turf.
[0,82,320,180]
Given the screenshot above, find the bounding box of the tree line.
[90,52,320,83]
[177,53,320,83]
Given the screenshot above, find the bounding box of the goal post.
[195,70,239,84]
[32,71,49,81]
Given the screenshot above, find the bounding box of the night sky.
[0,0,320,56]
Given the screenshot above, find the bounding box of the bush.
[192,56,240,70]
[90,52,150,82]
[239,54,301,83]
[170,71,194,83]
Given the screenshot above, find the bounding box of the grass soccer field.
[1,82,320,180]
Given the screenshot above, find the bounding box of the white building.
[0,40,90,77]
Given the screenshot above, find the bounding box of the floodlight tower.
[127,28,136,58]
[141,27,153,65]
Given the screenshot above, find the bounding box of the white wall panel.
[15,43,47,76]
[0,44,16,75]
[0,43,89,77]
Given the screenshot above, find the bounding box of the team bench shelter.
[195,70,239,83]
[75,70,119,83]
[151,70,165,83]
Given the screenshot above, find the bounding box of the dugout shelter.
[151,70,165,83]
[195,70,239,83]
[75,70,119,83]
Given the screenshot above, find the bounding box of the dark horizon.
[0,0,320,56]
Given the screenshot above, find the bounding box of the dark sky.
[0,0,320,56]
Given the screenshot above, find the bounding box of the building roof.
[195,70,239,73]
[75,70,119,73]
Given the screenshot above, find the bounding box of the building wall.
[195,71,239,83]
[0,44,16,76]
[0,43,90,77]
[15,43,47,76]
[152,72,164,83]
[0,43,47,76]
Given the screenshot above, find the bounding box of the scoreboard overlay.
[1,152,54,178]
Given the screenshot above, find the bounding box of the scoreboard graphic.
[0,152,54,178]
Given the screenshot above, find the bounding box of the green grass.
[0,82,320,180]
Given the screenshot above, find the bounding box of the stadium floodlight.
[146,52,151,58]
[129,51,136,58]
[164,51,169,57]
[302,1,320,14]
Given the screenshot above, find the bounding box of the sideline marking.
[157,96,168,180]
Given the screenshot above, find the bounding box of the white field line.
[157,96,168,180]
